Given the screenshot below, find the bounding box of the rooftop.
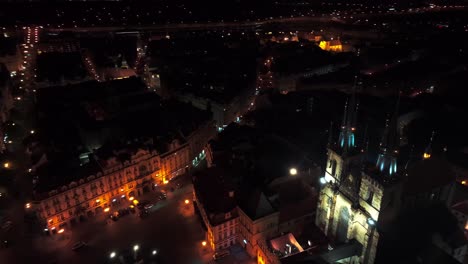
[193,167,237,226]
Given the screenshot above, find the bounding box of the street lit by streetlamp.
[289,168,297,176]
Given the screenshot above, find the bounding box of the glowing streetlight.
[367,218,376,226]
[58,228,65,234]
[289,168,297,176]
[202,241,207,247]
[184,199,190,205]
[152,250,157,255]
[3,162,10,169]
[133,244,139,251]
[110,251,116,258]
[25,203,31,209]
[30,130,35,134]
[319,177,327,185]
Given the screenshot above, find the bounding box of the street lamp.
[133,244,139,251]
[367,218,376,226]
[319,177,327,185]
[152,250,157,255]
[202,241,207,247]
[289,168,297,176]
[3,162,10,169]
[184,199,190,205]
[110,251,116,259]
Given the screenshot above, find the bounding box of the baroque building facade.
[33,121,215,233]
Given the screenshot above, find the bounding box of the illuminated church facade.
[316,92,404,264]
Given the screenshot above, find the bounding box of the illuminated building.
[319,40,343,52]
[316,94,456,263]
[33,121,215,232]
[193,167,238,252]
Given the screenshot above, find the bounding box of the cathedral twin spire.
[338,77,359,154]
[332,81,402,177]
[376,94,400,176]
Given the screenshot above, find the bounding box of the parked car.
[1,240,9,249]
[213,249,230,260]
[72,241,87,251]
[1,221,12,231]
[110,214,119,221]
[137,200,150,210]
[139,210,149,218]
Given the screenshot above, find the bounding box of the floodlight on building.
[320,177,327,185]
[367,218,376,226]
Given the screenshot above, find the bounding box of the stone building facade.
[34,121,215,232]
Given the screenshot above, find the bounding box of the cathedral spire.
[338,77,359,153]
[376,94,400,175]
[423,131,435,159]
[327,121,334,148]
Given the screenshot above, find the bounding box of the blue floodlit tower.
[376,97,400,176]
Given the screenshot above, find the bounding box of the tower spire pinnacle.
[376,94,400,175]
[327,121,334,148]
[423,131,435,159]
[338,76,359,153]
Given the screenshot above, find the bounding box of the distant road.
[44,6,467,33]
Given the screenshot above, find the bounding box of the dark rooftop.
[193,167,237,226]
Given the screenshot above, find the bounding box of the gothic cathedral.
[316,92,403,264]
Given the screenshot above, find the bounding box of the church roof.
[452,200,468,215]
[238,188,276,220]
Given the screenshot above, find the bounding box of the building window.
[331,160,337,176]
[366,191,374,204]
